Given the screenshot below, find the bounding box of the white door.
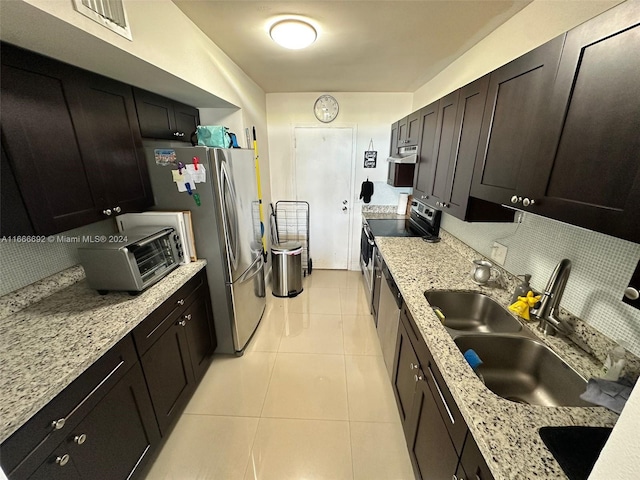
[294,127,353,269]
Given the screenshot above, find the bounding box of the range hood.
[387,145,418,164]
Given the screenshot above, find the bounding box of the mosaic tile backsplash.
[442,211,640,357]
[0,219,117,296]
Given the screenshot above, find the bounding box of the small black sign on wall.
[364,150,377,168]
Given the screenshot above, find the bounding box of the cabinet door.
[524,2,640,242]
[141,321,196,436]
[390,121,399,156]
[413,101,439,201]
[428,90,460,206]
[68,72,153,215]
[405,111,421,146]
[1,48,102,234]
[70,363,160,480]
[471,35,565,206]
[173,101,200,142]
[183,293,216,383]
[408,374,460,480]
[1,143,34,236]
[133,88,176,140]
[392,319,420,439]
[397,116,409,145]
[457,433,494,480]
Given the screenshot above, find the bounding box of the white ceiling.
[173,0,531,93]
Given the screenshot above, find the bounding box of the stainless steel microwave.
[78,227,183,294]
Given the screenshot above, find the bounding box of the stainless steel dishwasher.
[377,258,403,379]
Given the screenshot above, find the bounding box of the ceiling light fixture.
[269,19,317,50]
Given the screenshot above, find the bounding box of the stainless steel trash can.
[271,242,303,298]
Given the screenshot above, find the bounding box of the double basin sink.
[424,290,590,407]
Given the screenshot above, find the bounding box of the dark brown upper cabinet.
[413,78,514,222]
[389,121,400,156]
[0,44,153,235]
[519,2,640,243]
[133,88,200,142]
[413,101,439,201]
[470,35,565,207]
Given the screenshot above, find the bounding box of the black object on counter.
[539,426,612,480]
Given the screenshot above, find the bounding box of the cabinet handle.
[510,195,521,205]
[342,206,347,211]
[522,197,536,207]
[414,373,424,382]
[73,433,87,445]
[183,314,192,321]
[177,319,186,327]
[113,206,121,214]
[177,299,185,306]
[427,365,456,425]
[102,209,112,216]
[173,131,181,137]
[51,418,65,430]
[410,362,420,370]
[55,454,70,467]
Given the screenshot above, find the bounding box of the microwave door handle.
[134,228,175,247]
[220,161,240,270]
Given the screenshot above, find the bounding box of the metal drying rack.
[273,200,312,276]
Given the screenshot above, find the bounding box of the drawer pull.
[409,362,420,370]
[414,373,424,382]
[177,299,185,306]
[56,454,70,466]
[177,319,187,327]
[74,434,87,445]
[51,418,66,430]
[427,365,455,425]
[184,314,192,321]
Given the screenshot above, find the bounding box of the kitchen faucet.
[532,259,575,336]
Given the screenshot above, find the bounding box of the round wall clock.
[314,94,339,123]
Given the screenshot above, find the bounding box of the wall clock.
[314,94,339,123]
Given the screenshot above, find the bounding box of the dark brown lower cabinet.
[139,271,216,435]
[393,306,494,480]
[69,363,160,479]
[408,375,459,479]
[456,433,493,480]
[141,316,196,436]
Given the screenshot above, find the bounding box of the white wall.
[266,92,412,270]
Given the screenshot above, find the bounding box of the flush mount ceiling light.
[269,19,317,49]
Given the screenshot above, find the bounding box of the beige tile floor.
[144,269,414,480]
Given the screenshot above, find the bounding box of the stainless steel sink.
[424,291,523,334]
[453,335,590,407]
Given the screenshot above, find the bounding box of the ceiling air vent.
[73,0,132,41]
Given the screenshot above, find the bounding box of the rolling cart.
[274,200,312,276]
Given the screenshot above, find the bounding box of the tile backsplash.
[442,211,640,356]
[0,219,116,296]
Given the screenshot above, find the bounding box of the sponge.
[464,349,483,371]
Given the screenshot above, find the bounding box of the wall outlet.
[491,242,508,265]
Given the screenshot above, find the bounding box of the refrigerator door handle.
[220,160,240,270]
[232,254,264,285]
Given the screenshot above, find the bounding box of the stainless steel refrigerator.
[144,146,265,355]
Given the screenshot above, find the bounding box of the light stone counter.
[0,261,207,444]
[374,236,618,480]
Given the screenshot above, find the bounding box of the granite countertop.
[0,261,207,445]
[374,236,618,480]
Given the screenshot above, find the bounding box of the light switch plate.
[491,242,508,265]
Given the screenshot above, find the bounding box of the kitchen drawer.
[132,270,205,356]
[0,335,138,478]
